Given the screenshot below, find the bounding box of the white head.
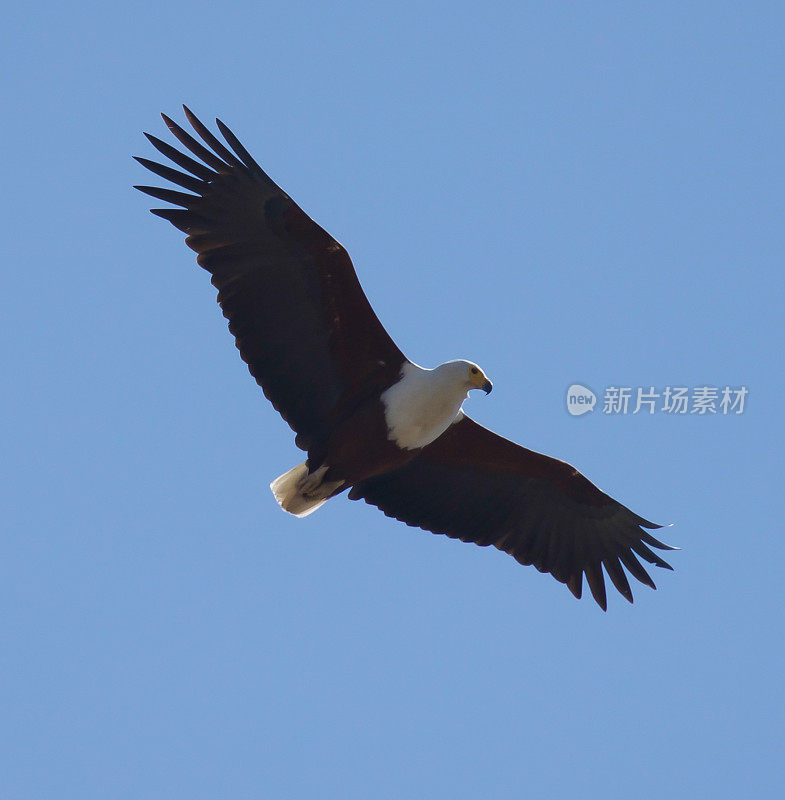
[435,359,493,395]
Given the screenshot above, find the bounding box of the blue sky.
[3,1,784,797]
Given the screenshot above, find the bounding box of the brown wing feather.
[135,107,406,450]
[351,415,675,609]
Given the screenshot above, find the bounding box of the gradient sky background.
[3,2,784,798]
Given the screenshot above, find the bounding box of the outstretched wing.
[135,107,406,450]
[351,415,676,609]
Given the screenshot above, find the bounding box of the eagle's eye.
[470,367,479,375]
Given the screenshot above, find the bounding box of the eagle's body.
[270,361,480,517]
[273,360,487,516]
[135,107,677,610]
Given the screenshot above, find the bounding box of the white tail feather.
[270,462,341,518]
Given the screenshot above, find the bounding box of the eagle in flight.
[135,107,676,610]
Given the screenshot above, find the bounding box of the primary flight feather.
[135,106,676,610]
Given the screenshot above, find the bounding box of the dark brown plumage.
[136,107,405,455]
[351,416,675,609]
[135,107,676,610]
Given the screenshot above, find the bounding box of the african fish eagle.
[134,107,676,610]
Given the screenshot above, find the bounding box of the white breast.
[381,362,468,450]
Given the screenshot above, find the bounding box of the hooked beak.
[482,380,493,394]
